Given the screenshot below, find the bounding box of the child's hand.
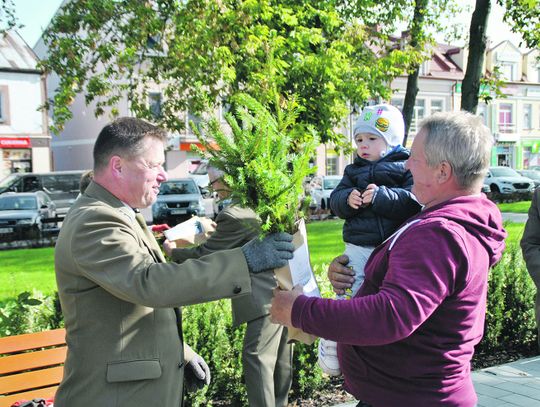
[360,184,378,206]
[347,189,363,209]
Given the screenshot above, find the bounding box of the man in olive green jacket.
[54,117,294,407]
[521,187,540,349]
[164,167,293,407]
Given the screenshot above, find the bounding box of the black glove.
[185,353,211,393]
[241,232,295,273]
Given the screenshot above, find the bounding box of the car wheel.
[490,185,501,203]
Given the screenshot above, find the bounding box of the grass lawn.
[497,200,532,213]
[0,247,56,301]
[0,217,526,302]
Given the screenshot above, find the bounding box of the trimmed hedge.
[0,244,537,404]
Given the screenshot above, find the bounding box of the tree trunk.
[402,67,420,146]
[461,0,491,114]
[401,0,427,147]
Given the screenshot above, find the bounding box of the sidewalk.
[331,356,540,407]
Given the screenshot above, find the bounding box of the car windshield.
[0,196,37,210]
[0,174,19,190]
[490,167,520,177]
[323,178,341,189]
[191,161,208,175]
[159,181,199,195]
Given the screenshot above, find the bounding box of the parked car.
[0,170,86,216]
[152,178,206,226]
[188,159,210,190]
[310,175,342,210]
[518,169,540,188]
[485,166,535,200]
[0,191,57,242]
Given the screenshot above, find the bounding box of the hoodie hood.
[418,195,507,266]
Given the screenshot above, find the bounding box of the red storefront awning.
[179,141,217,151]
[0,137,31,149]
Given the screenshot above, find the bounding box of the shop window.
[0,86,10,124]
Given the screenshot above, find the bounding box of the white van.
[0,171,86,216]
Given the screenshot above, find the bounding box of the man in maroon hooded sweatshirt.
[271,111,507,407]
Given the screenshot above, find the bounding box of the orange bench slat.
[0,346,67,375]
[0,366,64,394]
[0,329,66,354]
[0,385,58,407]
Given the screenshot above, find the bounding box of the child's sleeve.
[371,170,422,220]
[329,167,359,219]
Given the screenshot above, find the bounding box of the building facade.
[0,31,50,180]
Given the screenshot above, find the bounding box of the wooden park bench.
[0,328,66,407]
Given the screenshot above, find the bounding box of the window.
[148,92,162,119]
[410,99,426,133]
[418,61,430,76]
[498,104,514,133]
[499,62,517,81]
[0,86,10,124]
[390,98,404,111]
[430,99,444,115]
[523,104,532,129]
[326,154,338,176]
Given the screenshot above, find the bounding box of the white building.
[0,31,50,180]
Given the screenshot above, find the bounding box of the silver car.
[0,191,57,242]
[152,178,206,226]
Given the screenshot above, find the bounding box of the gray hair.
[419,111,493,189]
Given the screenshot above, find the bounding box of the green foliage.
[0,0,20,34]
[498,0,540,48]
[193,93,317,234]
[478,243,537,353]
[0,291,63,337]
[41,0,419,146]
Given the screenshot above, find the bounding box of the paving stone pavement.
[330,356,540,407]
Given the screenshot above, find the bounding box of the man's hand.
[163,239,177,257]
[328,255,355,295]
[270,285,304,327]
[185,352,211,392]
[241,232,294,273]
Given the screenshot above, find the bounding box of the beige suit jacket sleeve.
[66,205,252,308]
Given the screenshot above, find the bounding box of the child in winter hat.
[353,103,405,151]
[317,103,421,376]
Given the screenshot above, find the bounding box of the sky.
[13,0,527,50]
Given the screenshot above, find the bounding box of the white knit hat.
[353,104,405,147]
